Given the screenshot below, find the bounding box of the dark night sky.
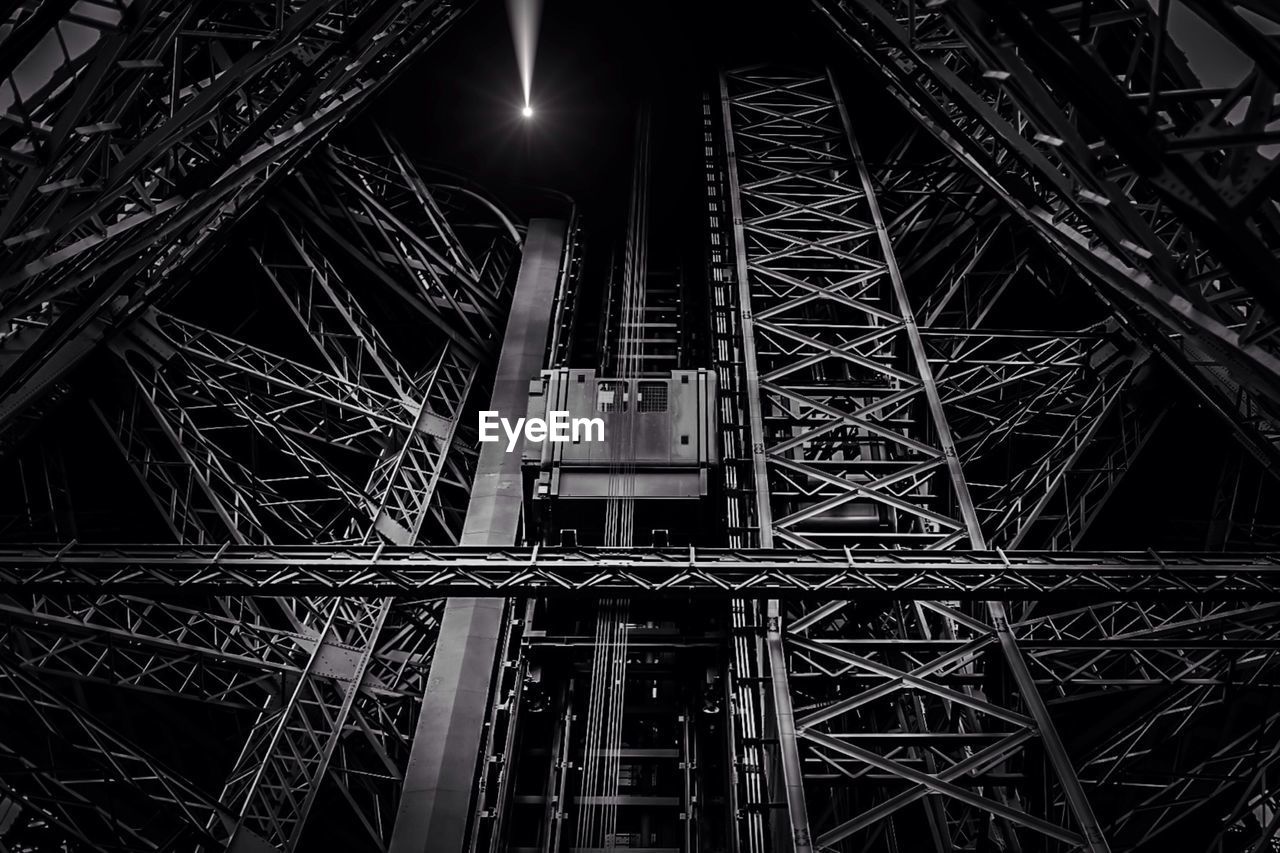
[366,0,830,367]
[373,0,668,223]
[370,0,820,225]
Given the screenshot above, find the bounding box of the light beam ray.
[506,0,544,110]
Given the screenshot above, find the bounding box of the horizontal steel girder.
[2,545,1280,599]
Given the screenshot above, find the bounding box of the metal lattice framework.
[717,67,1115,851]
[0,16,522,838]
[701,52,1280,851]
[814,0,1280,467]
[0,0,475,453]
[713,54,1280,853]
[3,3,1280,853]
[4,544,1280,599]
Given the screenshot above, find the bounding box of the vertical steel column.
[388,218,566,853]
[718,72,814,853]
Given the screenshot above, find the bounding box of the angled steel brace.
[813,0,1280,471]
[0,656,234,850]
[0,0,474,437]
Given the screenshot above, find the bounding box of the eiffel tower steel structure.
[2,2,1280,852]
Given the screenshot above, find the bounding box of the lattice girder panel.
[286,173,517,847]
[144,337,393,544]
[927,331,1150,549]
[0,591,443,851]
[860,138,1169,552]
[220,296,489,853]
[787,600,1081,850]
[720,65,1107,852]
[6,544,1280,597]
[351,342,479,547]
[807,7,1280,844]
[1072,683,1280,849]
[111,342,339,545]
[1016,600,1280,698]
[93,318,429,850]
[152,310,415,457]
[91,377,272,546]
[869,136,1031,332]
[723,68,970,551]
[327,142,503,305]
[868,133,1093,337]
[0,593,313,710]
[0,657,234,851]
[928,332,1096,456]
[299,144,508,361]
[0,0,473,439]
[913,227,1029,333]
[0,0,456,273]
[0,548,434,849]
[1131,715,1280,850]
[1011,594,1280,851]
[253,209,420,404]
[813,0,1280,459]
[860,129,1166,553]
[0,6,506,844]
[215,597,390,852]
[938,0,1280,309]
[0,739,161,853]
[864,123,1175,553]
[784,597,1280,846]
[1024,399,1169,554]
[4,337,445,850]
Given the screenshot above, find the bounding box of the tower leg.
[389,218,567,853]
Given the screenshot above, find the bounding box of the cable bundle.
[575,107,651,852]
[573,597,630,851]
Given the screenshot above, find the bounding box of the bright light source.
[507,0,543,113]
[521,105,534,118]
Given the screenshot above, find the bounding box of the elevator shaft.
[468,105,733,853]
